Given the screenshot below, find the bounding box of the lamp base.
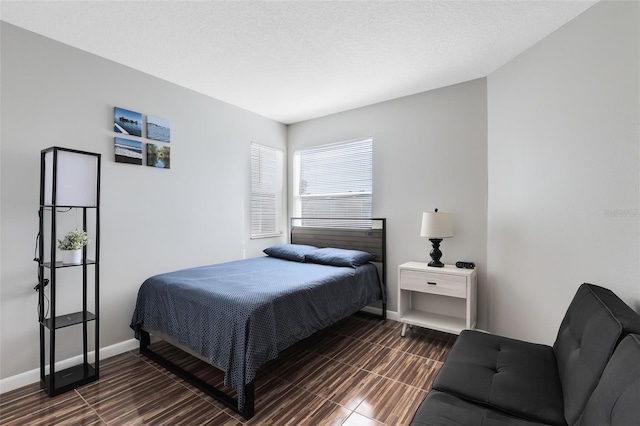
[428,238,445,268]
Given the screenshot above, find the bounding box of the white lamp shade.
[421,211,453,238]
[44,149,99,207]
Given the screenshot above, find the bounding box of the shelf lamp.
[42,147,99,207]
[420,209,452,267]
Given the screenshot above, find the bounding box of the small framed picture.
[147,143,170,169]
[147,116,171,143]
[114,107,142,137]
[114,137,143,165]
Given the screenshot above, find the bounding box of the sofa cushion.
[411,390,551,426]
[577,334,640,426]
[432,330,566,426]
[553,284,640,425]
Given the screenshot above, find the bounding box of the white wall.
[487,0,640,344]
[0,23,287,381]
[288,79,488,320]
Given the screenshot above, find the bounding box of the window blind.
[251,143,283,238]
[294,138,372,227]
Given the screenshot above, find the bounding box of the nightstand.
[398,262,477,336]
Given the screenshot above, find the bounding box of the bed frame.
[139,218,386,419]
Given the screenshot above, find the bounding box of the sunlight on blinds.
[251,143,283,238]
[294,138,372,228]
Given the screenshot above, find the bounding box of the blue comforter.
[130,256,385,409]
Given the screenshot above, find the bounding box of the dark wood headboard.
[290,217,386,284]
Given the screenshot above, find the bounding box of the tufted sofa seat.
[410,284,640,426]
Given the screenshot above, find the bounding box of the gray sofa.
[410,284,640,426]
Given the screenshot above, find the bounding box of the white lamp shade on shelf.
[421,211,453,239]
[43,148,100,207]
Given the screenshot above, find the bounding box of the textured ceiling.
[0,1,598,124]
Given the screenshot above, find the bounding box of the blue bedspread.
[130,256,385,410]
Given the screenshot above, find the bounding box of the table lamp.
[420,209,452,267]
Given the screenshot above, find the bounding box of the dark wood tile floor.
[0,315,456,425]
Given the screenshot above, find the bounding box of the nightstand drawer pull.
[428,282,437,285]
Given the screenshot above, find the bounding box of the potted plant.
[58,229,90,264]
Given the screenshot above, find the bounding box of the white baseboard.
[0,338,138,395]
[360,306,400,321]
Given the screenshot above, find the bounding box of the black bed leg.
[140,330,150,351]
[382,303,387,320]
[244,381,255,419]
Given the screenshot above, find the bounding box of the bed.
[130,218,386,419]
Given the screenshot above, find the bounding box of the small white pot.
[62,249,82,265]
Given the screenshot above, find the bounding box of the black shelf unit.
[38,147,101,397]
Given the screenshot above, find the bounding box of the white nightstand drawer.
[400,269,466,298]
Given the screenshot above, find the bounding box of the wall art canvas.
[114,137,143,165]
[147,116,171,143]
[114,107,142,137]
[147,143,171,169]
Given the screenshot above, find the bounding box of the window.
[251,143,284,238]
[293,138,373,227]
